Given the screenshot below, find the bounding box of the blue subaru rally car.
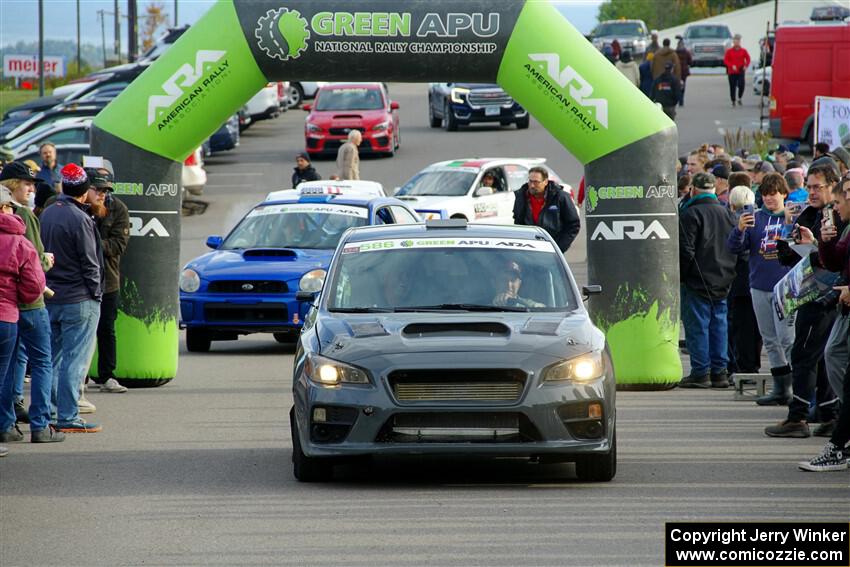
[179,191,422,352]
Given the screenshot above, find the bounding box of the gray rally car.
[290,220,615,482]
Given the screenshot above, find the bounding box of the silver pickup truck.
[683,23,733,67]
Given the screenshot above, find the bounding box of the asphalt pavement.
[1,79,846,567]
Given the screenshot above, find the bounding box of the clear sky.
[0,1,604,48]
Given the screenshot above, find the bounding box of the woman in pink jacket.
[0,186,45,453]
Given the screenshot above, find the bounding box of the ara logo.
[147,50,226,126]
[129,216,170,238]
[527,53,608,129]
[590,220,670,241]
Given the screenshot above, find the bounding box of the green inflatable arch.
[91,0,681,388]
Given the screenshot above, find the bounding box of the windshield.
[396,170,476,197]
[315,88,385,111]
[595,22,645,37]
[685,26,731,39]
[327,239,577,312]
[221,203,368,250]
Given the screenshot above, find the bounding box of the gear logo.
[400,240,415,248]
[255,8,310,61]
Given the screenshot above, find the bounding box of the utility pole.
[38,0,44,96]
[174,0,178,27]
[98,10,107,68]
[76,0,81,74]
[128,0,138,62]
[114,0,121,64]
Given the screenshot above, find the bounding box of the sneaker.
[56,420,101,433]
[0,445,7,457]
[813,420,836,437]
[737,99,743,106]
[101,378,128,393]
[31,427,65,443]
[14,399,30,424]
[0,425,25,443]
[78,398,97,414]
[710,371,730,389]
[679,373,710,388]
[765,419,810,438]
[798,442,847,472]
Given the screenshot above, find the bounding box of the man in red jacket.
[724,33,751,107]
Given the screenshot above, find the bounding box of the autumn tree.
[597,0,762,31]
[140,3,169,52]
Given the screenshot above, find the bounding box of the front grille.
[376,412,541,443]
[389,369,526,403]
[694,45,723,54]
[207,280,288,294]
[467,90,513,107]
[204,303,287,322]
[328,127,365,136]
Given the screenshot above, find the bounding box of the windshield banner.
[249,204,369,218]
[342,237,555,253]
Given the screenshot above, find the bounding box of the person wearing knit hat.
[38,163,104,433]
[292,152,321,188]
[829,147,850,177]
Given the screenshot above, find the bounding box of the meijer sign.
[3,55,65,78]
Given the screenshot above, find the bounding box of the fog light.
[588,402,603,419]
[313,407,327,423]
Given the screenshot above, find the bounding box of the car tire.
[291,408,334,482]
[516,115,530,129]
[287,83,304,109]
[429,98,442,128]
[274,332,298,344]
[443,101,458,132]
[186,328,211,353]
[575,430,616,482]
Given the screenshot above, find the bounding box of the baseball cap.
[692,172,716,190]
[756,161,775,174]
[84,167,114,190]
[711,164,730,179]
[0,161,38,182]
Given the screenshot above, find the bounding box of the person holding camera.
[727,174,794,405]
[767,165,843,438]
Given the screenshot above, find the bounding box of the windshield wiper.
[395,303,528,312]
[329,307,394,313]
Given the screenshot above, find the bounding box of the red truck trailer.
[768,22,850,145]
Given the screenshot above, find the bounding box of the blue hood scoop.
[242,249,298,261]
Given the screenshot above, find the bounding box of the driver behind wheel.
[493,261,544,308]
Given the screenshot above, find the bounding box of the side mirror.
[206,235,223,249]
[295,291,318,302]
[582,284,602,299]
[390,101,399,110]
[302,103,312,111]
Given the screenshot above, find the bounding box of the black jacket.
[651,71,681,107]
[679,195,738,300]
[97,194,130,294]
[513,181,580,252]
[292,165,321,188]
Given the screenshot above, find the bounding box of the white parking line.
[208,172,264,176]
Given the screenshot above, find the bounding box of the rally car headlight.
[372,120,390,131]
[543,352,604,382]
[299,269,326,293]
[179,269,200,293]
[450,87,470,104]
[305,353,370,385]
[306,122,322,133]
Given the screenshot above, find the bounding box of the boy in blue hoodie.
[727,172,795,404]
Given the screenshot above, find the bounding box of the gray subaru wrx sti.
[290,220,615,482]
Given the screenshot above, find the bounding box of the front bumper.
[179,291,309,335]
[292,351,615,459]
[450,103,527,125]
[306,130,393,155]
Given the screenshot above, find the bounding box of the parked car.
[183,147,207,196]
[753,66,771,96]
[4,117,91,159]
[303,83,400,158]
[394,158,570,223]
[0,100,108,144]
[245,83,282,121]
[591,19,650,59]
[16,143,89,168]
[286,81,327,109]
[428,83,528,131]
[206,114,240,154]
[288,219,614,482]
[682,23,733,67]
[178,188,421,352]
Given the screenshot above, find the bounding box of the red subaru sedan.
[303,83,400,158]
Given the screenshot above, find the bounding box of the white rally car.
[394,158,571,223]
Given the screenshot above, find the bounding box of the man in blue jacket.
[39,164,104,433]
[512,166,580,253]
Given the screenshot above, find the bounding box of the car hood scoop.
[318,312,597,361]
[332,114,363,120]
[241,248,298,260]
